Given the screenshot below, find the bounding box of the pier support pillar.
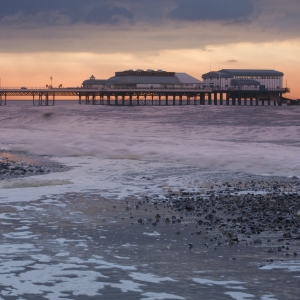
[200,93,205,105]
[238,94,241,106]
[179,95,182,105]
[208,93,212,105]
[0,94,5,106]
[220,93,223,105]
[214,93,218,105]
[166,94,168,106]
[278,93,283,106]
[232,96,236,106]
[226,93,229,105]
[256,96,259,106]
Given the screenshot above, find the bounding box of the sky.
[0,0,299,98]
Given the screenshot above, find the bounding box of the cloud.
[0,0,300,55]
[85,4,134,25]
[0,0,134,26]
[227,60,238,63]
[168,0,255,22]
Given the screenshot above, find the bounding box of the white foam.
[0,243,38,255]
[55,252,70,257]
[260,296,278,300]
[129,272,176,283]
[193,278,245,286]
[141,292,185,300]
[114,256,130,260]
[3,231,38,239]
[1,105,300,203]
[143,231,161,237]
[259,261,300,272]
[108,280,144,293]
[224,292,255,300]
[122,243,138,248]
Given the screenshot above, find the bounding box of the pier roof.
[107,75,180,85]
[82,79,108,85]
[175,73,202,84]
[202,69,284,79]
[223,69,284,77]
[82,70,203,87]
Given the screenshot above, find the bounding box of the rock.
[253,239,262,245]
[283,232,292,239]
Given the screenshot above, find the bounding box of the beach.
[0,101,300,299]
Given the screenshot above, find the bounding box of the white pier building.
[202,69,284,91]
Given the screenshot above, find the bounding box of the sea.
[0,100,300,300]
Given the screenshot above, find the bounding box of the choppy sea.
[0,101,300,300]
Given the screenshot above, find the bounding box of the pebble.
[0,150,68,180]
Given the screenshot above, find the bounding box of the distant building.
[202,69,284,91]
[82,70,203,89]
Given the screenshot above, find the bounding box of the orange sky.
[1,41,299,98]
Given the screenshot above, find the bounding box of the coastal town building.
[202,69,284,91]
[82,70,203,89]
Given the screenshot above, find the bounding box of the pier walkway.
[0,87,289,106]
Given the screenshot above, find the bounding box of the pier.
[0,87,290,106]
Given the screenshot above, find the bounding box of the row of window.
[234,76,281,79]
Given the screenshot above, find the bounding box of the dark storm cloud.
[0,0,256,26]
[168,0,255,22]
[85,4,134,25]
[0,0,300,54]
[0,0,134,26]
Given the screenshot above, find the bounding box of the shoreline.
[0,150,300,299]
[1,149,300,251]
[0,149,70,181]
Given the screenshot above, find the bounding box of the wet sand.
[0,155,300,299]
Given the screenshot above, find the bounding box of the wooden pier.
[0,88,289,106]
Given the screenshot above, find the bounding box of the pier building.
[0,68,291,106]
[202,69,284,91]
[82,70,203,89]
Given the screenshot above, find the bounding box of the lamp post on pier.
[50,76,53,88]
